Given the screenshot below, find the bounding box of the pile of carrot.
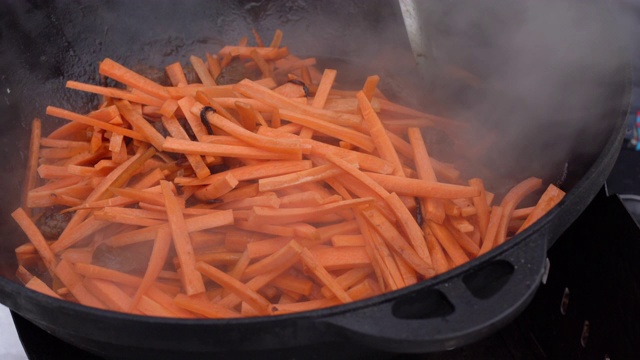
[11,30,565,318]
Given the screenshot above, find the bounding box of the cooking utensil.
[0,1,630,358]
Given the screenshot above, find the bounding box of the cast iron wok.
[0,0,630,359]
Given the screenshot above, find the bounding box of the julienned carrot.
[479,206,504,255]
[279,109,374,152]
[189,55,217,86]
[249,197,373,225]
[361,206,435,277]
[66,80,164,107]
[14,33,563,319]
[55,260,107,309]
[258,162,347,192]
[196,261,272,315]
[46,106,146,141]
[161,180,205,295]
[129,227,173,311]
[257,126,395,174]
[384,192,433,267]
[11,208,57,274]
[115,100,166,150]
[517,184,566,233]
[99,58,170,100]
[364,172,480,199]
[174,293,239,318]
[357,91,404,176]
[162,136,301,160]
[234,79,362,127]
[427,221,469,267]
[494,177,543,246]
[242,240,302,278]
[201,110,304,155]
[25,276,63,299]
[309,246,371,271]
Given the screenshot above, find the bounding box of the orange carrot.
[66,80,164,107]
[517,184,565,233]
[249,197,373,225]
[99,58,169,99]
[196,261,272,315]
[161,180,206,295]
[357,91,404,175]
[479,206,504,255]
[427,221,469,267]
[364,172,480,199]
[46,106,145,141]
[362,206,435,277]
[11,208,58,273]
[115,100,166,150]
[189,55,217,86]
[129,227,173,311]
[495,177,543,246]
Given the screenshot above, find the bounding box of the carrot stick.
[174,293,239,318]
[160,180,205,295]
[384,192,433,267]
[205,52,222,79]
[55,260,107,309]
[362,75,380,101]
[249,197,373,225]
[271,273,314,296]
[22,119,42,215]
[309,246,371,271]
[162,136,301,160]
[83,278,133,313]
[512,206,535,219]
[243,240,302,278]
[280,109,374,152]
[311,69,338,109]
[364,172,479,199]
[93,208,165,227]
[50,216,110,253]
[161,115,211,179]
[357,91,404,175]
[201,110,304,155]
[189,55,217,86]
[426,221,469,267]
[46,106,145,141]
[258,162,345,192]
[26,276,63,299]
[424,226,449,274]
[66,80,164,107]
[165,61,189,87]
[479,206,504,255]
[249,49,272,78]
[300,248,352,303]
[495,177,543,246]
[362,206,435,277]
[196,262,272,315]
[115,99,166,150]
[269,29,283,48]
[234,79,362,127]
[11,208,57,273]
[129,227,173,311]
[257,126,395,174]
[517,184,565,233]
[324,153,389,199]
[99,58,169,99]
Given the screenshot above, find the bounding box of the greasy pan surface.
[0,0,630,358]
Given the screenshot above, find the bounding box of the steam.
[269,0,629,192]
[397,0,629,190]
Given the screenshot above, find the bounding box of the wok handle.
[321,232,548,353]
